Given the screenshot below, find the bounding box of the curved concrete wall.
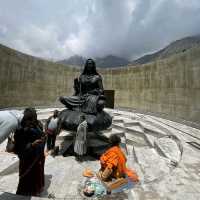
[0,44,200,124]
[0,45,78,107]
[102,47,200,124]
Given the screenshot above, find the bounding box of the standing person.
[0,110,23,144]
[14,107,46,196]
[45,110,59,152]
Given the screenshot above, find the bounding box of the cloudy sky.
[0,0,200,60]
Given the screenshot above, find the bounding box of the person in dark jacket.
[14,107,46,196]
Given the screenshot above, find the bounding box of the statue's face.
[86,60,94,72]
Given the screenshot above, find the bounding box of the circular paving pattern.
[0,108,200,200]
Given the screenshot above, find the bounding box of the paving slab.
[0,108,200,200]
[154,137,182,163]
[143,133,157,147]
[133,147,171,183]
[0,153,18,173]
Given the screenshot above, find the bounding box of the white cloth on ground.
[74,120,87,155]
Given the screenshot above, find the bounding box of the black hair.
[109,134,121,146]
[81,58,99,75]
[21,107,37,128]
[53,110,59,118]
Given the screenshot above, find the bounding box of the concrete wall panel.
[0,45,200,123]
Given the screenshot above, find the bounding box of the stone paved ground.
[0,108,200,200]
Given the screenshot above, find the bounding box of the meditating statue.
[59,59,112,132]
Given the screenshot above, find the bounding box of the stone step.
[143,132,158,147]
[122,117,138,124]
[124,125,147,147]
[102,128,125,138]
[140,122,166,137]
[133,146,170,183]
[124,120,140,127]
[141,117,172,136]
[112,118,124,123]
[125,126,144,137]
[125,134,147,147]
[112,120,141,130]
[112,122,125,131]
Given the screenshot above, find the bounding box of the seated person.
[98,134,139,183]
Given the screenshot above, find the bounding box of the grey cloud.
[0,0,200,60]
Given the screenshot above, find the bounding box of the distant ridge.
[1,34,200,68]
[0,43,51,62]
[132,35,200,65]
[57,55,86,66]
[57,55,129,68]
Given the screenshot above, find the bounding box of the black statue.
[59,59,112,132]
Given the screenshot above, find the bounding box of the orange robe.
[100,146,139,182]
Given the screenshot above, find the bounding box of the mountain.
[132,35,200,65]
[57,55,86,66]
[96,55,129,68]
[58,55,129,68]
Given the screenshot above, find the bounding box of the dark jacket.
[14,121,44,159]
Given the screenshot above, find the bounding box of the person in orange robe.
[98,134,139,183]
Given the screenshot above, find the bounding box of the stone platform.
[0,108,200,200]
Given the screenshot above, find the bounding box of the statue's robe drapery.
[60,74,112,132]
[60,74,104,114]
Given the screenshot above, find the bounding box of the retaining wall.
[0,44,199,124]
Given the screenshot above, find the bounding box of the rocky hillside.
[57,55,86,66]
[58,55,129,68]
[132,35,200,65]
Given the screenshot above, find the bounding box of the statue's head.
[82,58,98,75]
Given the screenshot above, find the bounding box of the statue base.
[59,109,112,132]
[56,127,126,158]
[56,131,110,158]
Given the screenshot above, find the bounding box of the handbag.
[6,133,15,153]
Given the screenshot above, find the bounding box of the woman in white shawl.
[0,110,23,144]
